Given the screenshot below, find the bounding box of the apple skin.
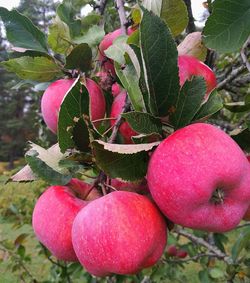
[110,178,148,193]
[243,155,250,221]
[110,91,137,143]
[98,28,134,76]
[41,78,106,133]
[72,191,167,276]
[178,55,217,99]
[32,179,100,262]
[147,123,250,232]
[111,82,122,97]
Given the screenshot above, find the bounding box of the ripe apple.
[166,245,178,257]
[178,55,217,99]
[41,78,106,133]
[147,123,250,232]
[72,191,167,276]
[110,178,148,193]
[243,155,250,221]
[32,179,100,261]
[110,91,137,143]
[111,82,122,97]
[98,27,134,76]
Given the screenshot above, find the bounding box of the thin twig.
[217,65,246,90]
[115,0,128,35]
[241,36,250,73]
[174,227,232,264]
[164,253,215,263]
[108,94,131,143]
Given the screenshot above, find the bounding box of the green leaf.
[48,15,72,55]
[25,143,72,185]
[232,228,250,261]
[115,62,146,112]
[224,101,250,113]
[203,0,250,53]
[170,77,206,129]
[57,1,81,38]
[105,35,128,65]
[193,90,223,121]
[0,7,48,53]
[209,268,224,279]
[65,43,92,72]
[58,77,90,153]
[140,8,179,116]
[1,56,63,82]
[81,13,101,32]
[161,0,188,36]
[92,140,159,181]
[73,25,105,47]
[122,111,162,135]
[231,126,250,151]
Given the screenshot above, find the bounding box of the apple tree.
[1,0,250,282]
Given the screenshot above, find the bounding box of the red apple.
[111,82,122,97]
[166,245,178,257]
[41,78,106,133]
[32,179,100,261]
[178,55,217,99]
[110,178,148,193]
[147,123,250,232]
[72,191,167,276]
[110,91,137,143]
[243,155,250,221]
[176,249,188,258]
[98,27,134,76]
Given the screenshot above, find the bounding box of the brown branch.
[241,36,250,73]
[115,0,128,35]
[164,252,215,263]
[183,0,196,33]
[174,227,233,264]
[108,94,131,143]
[217,65,246,90]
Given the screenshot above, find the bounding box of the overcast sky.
[0,0,207,25]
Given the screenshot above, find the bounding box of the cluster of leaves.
[0,0,250,282]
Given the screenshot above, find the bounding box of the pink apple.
[178,55,217,99]
[32,179,100,261]
[98,27,134,76]
[41,78,106,133]
[147,123,250,232]
[110,91,137,143]
[72,191,167,276]
[243,155,250,221]
[110,178,148,193]
[111,82,122,97]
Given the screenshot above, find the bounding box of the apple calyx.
[210,188,225,205]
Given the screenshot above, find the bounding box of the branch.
[115,0,128,35]
[174,227,232,264]
[164,252,215,263]
[99,0,108,15]
[241,36,250,73]
[217,65,246,90]
[108,94,131,143]
[183,0,196,33]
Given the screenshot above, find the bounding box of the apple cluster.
[33,28,250,277]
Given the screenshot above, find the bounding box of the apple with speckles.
[41,78,106,133]
[147,123,250,232]
[32,179,100,261]
[72,191,167,276]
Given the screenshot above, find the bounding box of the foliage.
[0,0,250,282]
